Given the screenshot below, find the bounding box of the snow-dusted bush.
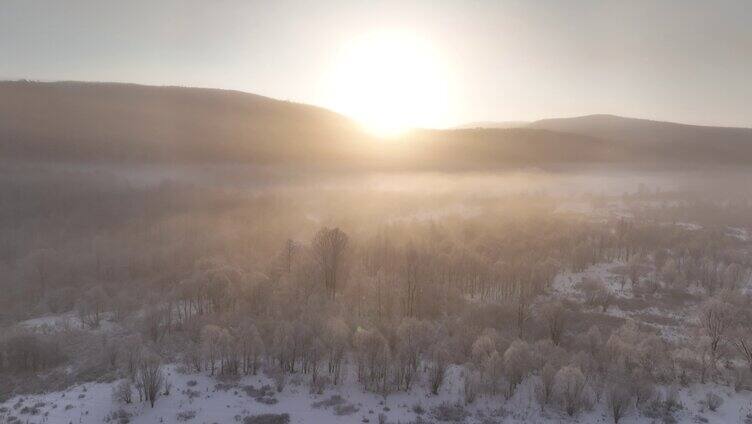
[135,354,164,408]
[534,363,557,409]
[463,367,482,405]
[267,367,287,393]
[353,328,391,394]
[629,369,655,407]
[538,301,566,346]
[429,342,451,395]
[705,392,723,412]
[242,413,290,424]
[176,410,197,422]
[333,402,358,416]
[431,402,469,422]
[112,380,133,404]
[554,365,586,416]
[606,383,632,423]
[309,373,330,394]
[699,298,735,360]
[105,408,132,424]
[643,387,683,424]
[503,339,531,398]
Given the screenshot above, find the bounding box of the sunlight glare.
[328,31,451,137]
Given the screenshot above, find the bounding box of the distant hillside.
[401,128,620,170]
[2,82,751,170]
[0,81,371,167]
[530,114,752,165]
[454,121,529,129]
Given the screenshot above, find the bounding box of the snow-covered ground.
[727,226,752,242]
[19,312,121,335]
[2,364,751,424]
[553,261,631,298]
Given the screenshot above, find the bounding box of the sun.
[328,30,451,137]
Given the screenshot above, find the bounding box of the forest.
[1,162,751,424]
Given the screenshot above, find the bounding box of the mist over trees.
[1,159,751,424]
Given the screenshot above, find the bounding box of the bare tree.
[136,355,164,408]
[112,379,133,404]
[730,326,752,370]
[627,253,644,291]
[201,324,226,375]
[699,298,734,363]
[238,320,264,375]
[22,249,59,300]
[281,239,298,274]
[503,339,531,398]
[606,383,632,423]
[554,365,587,416]
[699,258,721,296]
[77,285,108,329]
[353,328,391,395]
[312,227,349,300]
[463,367,482,404]
[514,294,531,339]
[323,318,349,385]
[429,342,451,395]
[535,363,557,409]
[539,301,566,346]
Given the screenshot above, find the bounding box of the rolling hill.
[0,80,371,167]
[1,81,751,170]
[530,114,752,165]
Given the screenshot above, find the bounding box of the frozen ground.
[553,261,631,298]
[1,364,751,424]
[19,312,121,335]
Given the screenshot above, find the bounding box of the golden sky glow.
[3,1,751,129]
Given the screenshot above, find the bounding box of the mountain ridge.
[2,80,751,170]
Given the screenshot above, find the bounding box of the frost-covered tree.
[699,298,734,362]
[201,324,227,375]
[503,339,532,398]
[534,363,557,409]
[323,318,349,385]
[554,365,587,416]
[353,328,390,393]
[606,383,632,423]
[77,285,108,329]
[136,354,164,408]
[539,301,566,346]
[312,227,349,300]
[238,320,264,375]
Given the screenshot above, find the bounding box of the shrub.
[310,374,330,395]
[177,410,197,421]
[312,395,345,409]
[554,366,587,416]
[606,384,632,423]
[431,402,469,422]
[242,414,290,424]
[643,388,684,424]
[184,388,201,399]
[19,406,40,415]
[242,384,277,404]
[269,368,287,393]
[105,408,132,424]
[705,392,723,412]
[333,403,359,416]
[112,380,133,404]
[463,368,481,405]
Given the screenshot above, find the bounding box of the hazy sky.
[2,0,750,128]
